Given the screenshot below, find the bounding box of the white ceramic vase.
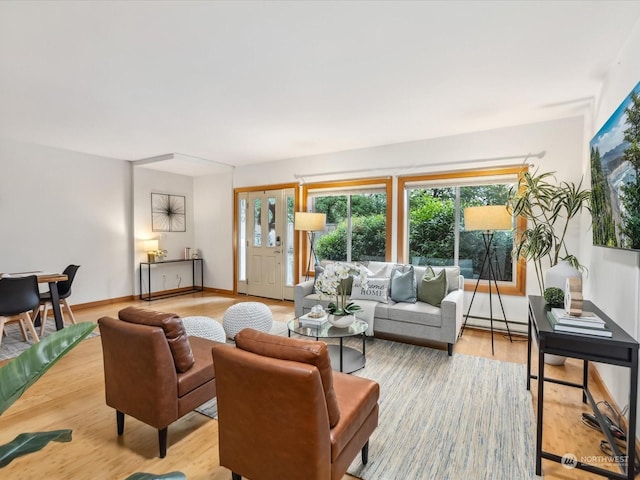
[545,260,581,291]
[543,260,582,366]
[328,314,355,328]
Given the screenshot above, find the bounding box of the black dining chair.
[38,264,80,335]
[0,275,41,347]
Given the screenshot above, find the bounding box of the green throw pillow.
[390,266,417,303]
[418,266,448,307]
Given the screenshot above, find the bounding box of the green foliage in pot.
[0,322,96,467]
[506,169,591,293]
[543,287,565,307]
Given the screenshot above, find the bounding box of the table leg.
[527,315,532,390]
[48,281,64,330]
[583,360,588,404]
[627,349,638,480]
[339,337,344,372]
[536,338,545,476]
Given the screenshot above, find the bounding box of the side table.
[287,318,367,373]
[527,295,639,479]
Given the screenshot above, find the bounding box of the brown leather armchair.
[98,306,219,458]
[211,328,380,480]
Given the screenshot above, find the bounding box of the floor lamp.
[460,205,513,355]
[294,212,326,281]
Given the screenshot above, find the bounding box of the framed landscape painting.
[590,81,640,251]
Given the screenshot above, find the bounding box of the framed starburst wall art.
[151,193,186,232]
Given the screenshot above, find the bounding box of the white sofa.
[294,262,464,355]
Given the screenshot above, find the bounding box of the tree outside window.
[313,193,387,262]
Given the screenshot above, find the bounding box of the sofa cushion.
[365,261,393,278]
[390,266,417,303]
[176,335,217,397]
[118,306,195,373]
[350,277,390,303]
[417,266,449,307]
[386,301,443,328]
[235,328,341,428]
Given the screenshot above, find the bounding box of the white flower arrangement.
[314,262,369,315]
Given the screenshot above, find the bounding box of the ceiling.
[1,1,640,176]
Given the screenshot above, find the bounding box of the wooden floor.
[0,292,631,479]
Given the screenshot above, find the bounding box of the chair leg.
[62,298,77,325]
[116,411,125,435]
[361,441,369,465]
[21,312,39,343]
[232,473,242,480]
[158,427,168,458]
[17,318,28,341]
[41,302,50,335]
[0,317,6,347]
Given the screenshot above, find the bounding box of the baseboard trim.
[71,295,136,311]
[204,287,235,296]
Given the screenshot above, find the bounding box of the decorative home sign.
[151,193,186,232]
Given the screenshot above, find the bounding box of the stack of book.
[547,308,612,337]
[299,312,328,328]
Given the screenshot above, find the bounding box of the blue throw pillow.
[390,266,417,303]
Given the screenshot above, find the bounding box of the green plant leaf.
[125,472,186,480]
[0,322,96,416]
[0,430,71,467]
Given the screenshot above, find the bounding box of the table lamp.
[144,239,159,263]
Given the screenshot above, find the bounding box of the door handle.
[274,250,281,254]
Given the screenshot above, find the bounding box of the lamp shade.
[143,239,159,252]
[464,206,512,231]
[294,212,326,231]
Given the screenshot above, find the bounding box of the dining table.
[0,271,68,331]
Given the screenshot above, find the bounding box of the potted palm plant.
[507,169,591,294]
[507,169,591,365]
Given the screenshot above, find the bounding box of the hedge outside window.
[301,178,392,265]
[398,167,527,296]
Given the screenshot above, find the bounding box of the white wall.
[194,171,235,291]
[233,116,585,325]
[0,138,132,303]
[132,166,195,296]
[588,17,640,420]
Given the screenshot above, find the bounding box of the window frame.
[397,166,527,296]
[301,177,393,271]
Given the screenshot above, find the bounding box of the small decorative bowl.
[328,314,355,328]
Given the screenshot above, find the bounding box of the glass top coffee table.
[287,318,368,373]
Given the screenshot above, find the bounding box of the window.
[302,178,392,264]
[399,167,526,295]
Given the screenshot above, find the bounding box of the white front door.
[244,189,294,300]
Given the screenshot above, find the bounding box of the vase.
[545,260,581,291]
[328,314,355,328]
[543,260,582,366]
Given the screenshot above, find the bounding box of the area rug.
[195,322,540,480]
[0,322,99,362]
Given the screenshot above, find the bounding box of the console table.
[139,258,204,301]
[527,295,638,479]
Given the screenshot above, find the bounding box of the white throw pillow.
[350,277,390,303]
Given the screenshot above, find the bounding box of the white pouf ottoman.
[222,302,273,340]
[182,316,226,343]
